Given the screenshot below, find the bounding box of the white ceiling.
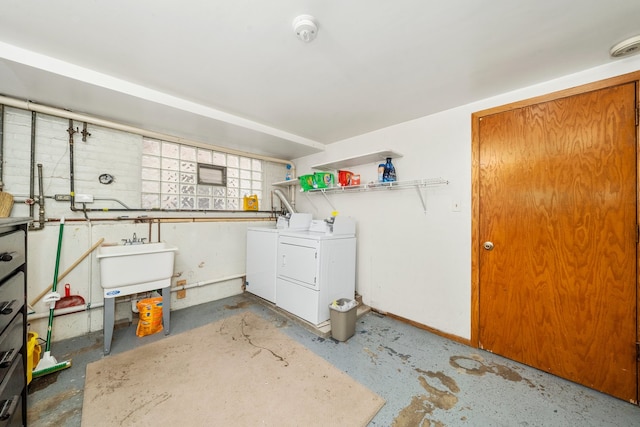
[0,1,639,160]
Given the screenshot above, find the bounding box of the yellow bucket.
[243,195,259,211]
[27,332,41,384]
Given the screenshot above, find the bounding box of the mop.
[32,217,72,378]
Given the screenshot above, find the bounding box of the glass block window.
[141,138,263,211]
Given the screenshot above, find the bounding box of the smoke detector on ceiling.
[293,15,318,43]
[610,35,640,58]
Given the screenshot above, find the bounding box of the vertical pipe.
[81,121,91,142]
[29,112,36,220]
[37,163,45,228]
[28,113,45,230]
[68,119,75,208]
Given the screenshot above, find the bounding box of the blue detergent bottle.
[382,157,396,182]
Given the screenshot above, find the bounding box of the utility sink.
[97,242,178,294]
[96,242,178,354]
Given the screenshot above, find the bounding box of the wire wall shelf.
[302,178,449,213]
[305,178,449,193]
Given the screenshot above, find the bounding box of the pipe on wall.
[2,94,293,219]
[26,110,46,230]
[34,164,45,229]
[68,119,77,209]
[27,274,245,320]
[29,112,35,221]
[0,95,295,169]
[27,302,105,321]
[173,274,245,292]
[273,188,296,214]
[27,121,46,230]
[58,111,287,215]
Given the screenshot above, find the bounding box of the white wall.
[1,107,285,341]
[292,55,640,340]
[27,220,265,341]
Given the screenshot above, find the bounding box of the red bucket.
[338,170,353,186]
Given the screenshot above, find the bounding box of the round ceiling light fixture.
[610,34,640,58]
[293,15,318,43]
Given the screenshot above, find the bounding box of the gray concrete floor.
[28,293,640,426]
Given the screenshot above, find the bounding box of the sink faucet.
[122,232,147,245]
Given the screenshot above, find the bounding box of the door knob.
[483,241,494,251]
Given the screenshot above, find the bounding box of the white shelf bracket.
[303,192,321,212]
[416,184,428,214]
[319,190,336,211]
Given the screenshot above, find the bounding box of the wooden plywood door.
[478,83,637,401]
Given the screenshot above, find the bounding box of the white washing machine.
[276,217,356,325]
[245,213,312,303]
[246,227,280,302]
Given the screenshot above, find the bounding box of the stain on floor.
[393,369,459,426]
[28,370,63,393]
[27,388,81,427]
[381,345,411,362]
[63,338,103,360]
[417,368,460,394]
[224,300,252,310]
[240,314,289,366]
[450,353,531,383]
[394,353,536,426]
[393,352,541,425]
[364,347,379,364]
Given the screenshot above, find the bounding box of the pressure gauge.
[99,173,114,184]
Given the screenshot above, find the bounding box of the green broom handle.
[44,217,65,353]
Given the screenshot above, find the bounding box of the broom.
[32,217,72,378]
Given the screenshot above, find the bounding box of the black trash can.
[329,298,357,341]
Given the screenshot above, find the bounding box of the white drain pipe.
[27,302,105,321]
[27,273,245,320]
[174,273,245,292]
